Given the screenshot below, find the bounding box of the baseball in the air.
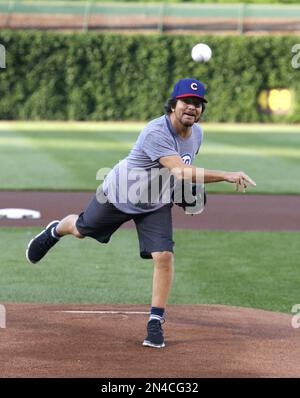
[191,43,212,63]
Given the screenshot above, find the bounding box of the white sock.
[149,314,163,322]
[51,227,60,240]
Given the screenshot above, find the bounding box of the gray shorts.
[76,194,174,259]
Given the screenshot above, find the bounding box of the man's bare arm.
[159,155,256,187]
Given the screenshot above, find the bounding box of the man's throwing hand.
[224,171,256,193]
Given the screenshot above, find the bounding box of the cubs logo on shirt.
[181,154,192,164]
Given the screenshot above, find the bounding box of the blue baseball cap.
[172,78,207,102]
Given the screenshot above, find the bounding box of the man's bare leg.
[151,251,174,308]
[56,214,84,238]
[143,251,174,348]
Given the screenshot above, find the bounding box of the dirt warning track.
[0,191,299,231]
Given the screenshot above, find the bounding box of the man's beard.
[181,114,200,127]
[182,120,194,127]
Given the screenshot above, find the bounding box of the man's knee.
[73,227,84,239]
[152,251,173,266]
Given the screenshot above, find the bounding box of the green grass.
[1,227,299,313]
[197,123,300,194]
[0,121,300,193]
[0,122,144,191]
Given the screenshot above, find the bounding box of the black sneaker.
[142,319,165,348]
[26,220,60,264]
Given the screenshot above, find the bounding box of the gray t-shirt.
[102,115,203,214]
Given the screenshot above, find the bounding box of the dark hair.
[164,98,178,114]
[164,97,206,115]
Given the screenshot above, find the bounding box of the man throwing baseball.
[26,78,256,348]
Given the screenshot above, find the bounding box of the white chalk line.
[60,310,149,315]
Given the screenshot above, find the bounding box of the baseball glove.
[173,180,207,215]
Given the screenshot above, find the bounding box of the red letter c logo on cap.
[191,83,198,90]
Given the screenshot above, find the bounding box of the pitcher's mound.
[0,303,298,377]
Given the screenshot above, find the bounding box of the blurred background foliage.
[1,31,299,122]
